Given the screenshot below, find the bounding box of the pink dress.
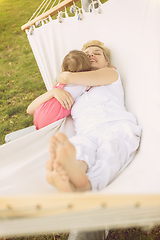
[34,84,71,130]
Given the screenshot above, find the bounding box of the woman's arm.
[57,67,118,86]
[27,88,74,115]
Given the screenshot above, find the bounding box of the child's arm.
[27,88,74,115]
[27,90,55,115]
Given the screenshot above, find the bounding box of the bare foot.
[49,135,57,160]
[46,161,73,192]
[50,132,89,188]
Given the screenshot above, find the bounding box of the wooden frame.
[1,193,160,236]
[1,193,160,219]
[21,0,80,31]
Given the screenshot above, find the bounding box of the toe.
[55,132,68,144]
[50,136,59,149]
[55,132,76,155]
[49,149,56,160]
[45,159,54,171]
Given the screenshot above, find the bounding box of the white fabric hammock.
[1,0,160,237]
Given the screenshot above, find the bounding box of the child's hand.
[53,88,74,110]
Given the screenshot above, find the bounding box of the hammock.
[1,0,160,237]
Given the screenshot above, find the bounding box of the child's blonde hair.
[82,40,110,63]
[62,50,91,72]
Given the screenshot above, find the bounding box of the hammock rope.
[22,0,102,31]
[29,0,61,21]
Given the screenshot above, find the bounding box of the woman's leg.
[46,132,91,190]
[87,121,141,191]
[46,160,73,192]
[46,159,92,192]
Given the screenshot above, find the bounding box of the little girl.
[27,50,91,129]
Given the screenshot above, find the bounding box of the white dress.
[69,71,142,191]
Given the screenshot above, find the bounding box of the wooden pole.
[1,193,160,218]
[21,0,80,31]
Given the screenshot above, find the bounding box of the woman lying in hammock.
[46,40,142,192]
[27,50,91,129]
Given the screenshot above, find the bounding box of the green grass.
[1,227,160,240]
[0,0,46,145]
[0,0,160,239]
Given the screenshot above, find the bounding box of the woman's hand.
[53,88,74,110]
[57,72,69,84]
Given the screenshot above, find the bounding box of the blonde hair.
[62,50,91,72]
[82,40,110,63]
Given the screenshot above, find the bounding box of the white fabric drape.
[0,0,160,199]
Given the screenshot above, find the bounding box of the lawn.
[0,0,46,145]
[0,0,160,239]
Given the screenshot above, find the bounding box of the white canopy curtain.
[0,0,160,237]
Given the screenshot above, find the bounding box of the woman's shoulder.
[112,68,120,79]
